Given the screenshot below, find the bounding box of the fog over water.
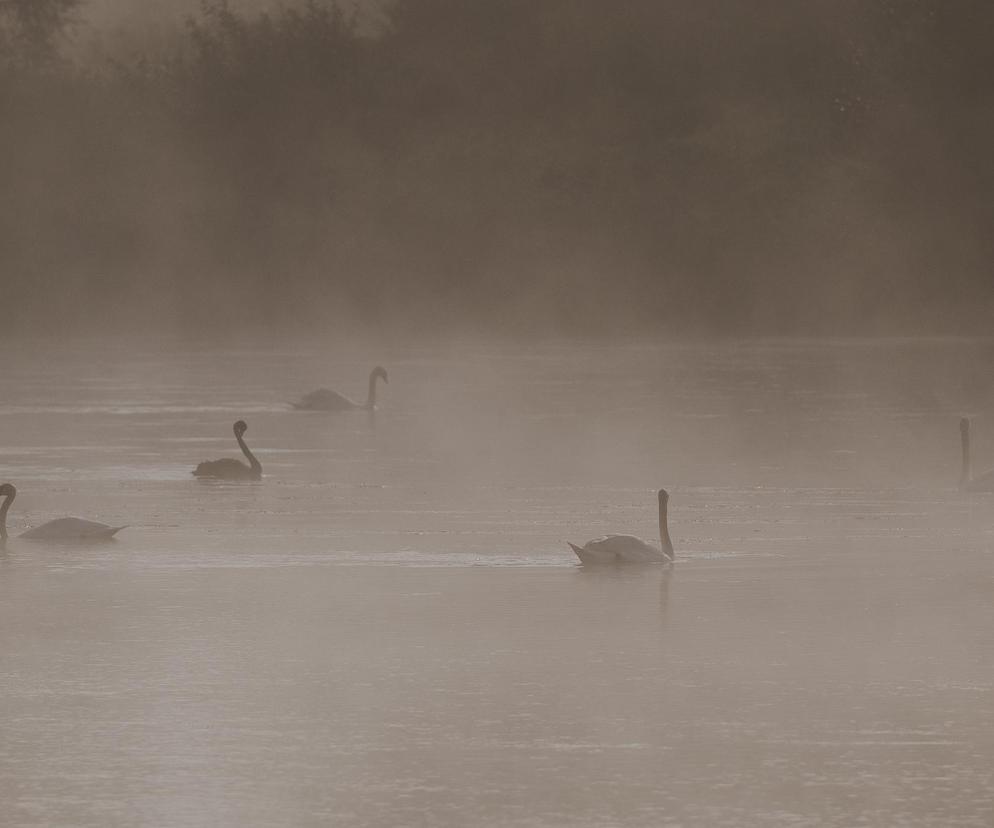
[1,337,993,825]
[3,0,994,824]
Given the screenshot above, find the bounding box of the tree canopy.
[2,0,993,334]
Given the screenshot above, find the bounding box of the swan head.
[0,483,15,499]
[373,366,388,384]
[657,488,669,505]
[960,417,971,436]
[233,420,248,436]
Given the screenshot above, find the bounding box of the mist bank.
[2,0,993,336]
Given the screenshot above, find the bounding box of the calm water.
[1,336,993,826]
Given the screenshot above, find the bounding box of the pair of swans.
[0,484,125,542]
[0,421,262,535]
[187,416,675,563]
[571,425,994,564]
[193,365,389,480]
[1,419,268,538]
[193,367,389,480]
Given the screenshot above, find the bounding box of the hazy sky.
[85,0,271,24]
[82,0,370,28]
[5,0,992,335]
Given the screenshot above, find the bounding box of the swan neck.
[659,497,673,560]
[0,493,13,541]
[236,431,262,474]
[961,426,972,488]
[365,370,379,409]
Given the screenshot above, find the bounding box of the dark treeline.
[2,0,993,335]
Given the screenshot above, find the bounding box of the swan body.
[293,388,359,411]
[960,417,994,492]
[21,517,126,540]
[569,535,665,564]
[294,366,388,411]
[193,420,262,480]
[0,484,125,542]
[569,489,674,565]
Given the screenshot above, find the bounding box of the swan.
[0,484,126,541]
[959,417,994,492]
[293,366,388,411]
[193,419,262,480]
[569,489,675,564]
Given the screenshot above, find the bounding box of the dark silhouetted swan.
[193,420,262,480]
[569,489,675,564]
[0,484,126,541]
[960,418,994,492]
[293,366,388,411]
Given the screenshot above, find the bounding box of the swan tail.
[568,542,585,558]
[192,460,223,477]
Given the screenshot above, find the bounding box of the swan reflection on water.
[575,555,673,626]
[959,417,994,492]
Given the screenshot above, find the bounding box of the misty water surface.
[1,337,993,826]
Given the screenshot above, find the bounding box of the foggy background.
[2,0,993,335]
[3,336,994,826]
[4,7,994,821]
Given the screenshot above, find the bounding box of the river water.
[1,336,992,826]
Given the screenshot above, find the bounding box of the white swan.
[0,484,126,541]
[293,366,388,411]
[193,420,262,480]
[569,489,675,564]
[960,417,994,492]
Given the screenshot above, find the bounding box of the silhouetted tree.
[2,0,994,333]
[0,0,81,71]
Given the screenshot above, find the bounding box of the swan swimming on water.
[193,420,262,480]
[293,366,388,411]
[569,489,675,564]
[0,484,126,541]
[959,417,994,492]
